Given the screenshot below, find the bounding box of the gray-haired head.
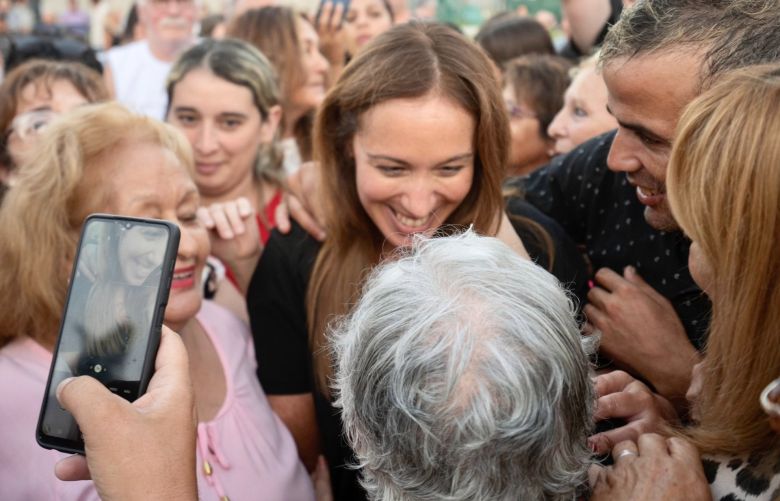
[332,230,595,501]
[601,0,780,88]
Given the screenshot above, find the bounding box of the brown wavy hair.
[667,63,780,455]
[308,22,508,392]
[0,102,192,349]
[227,6,315,161]
[475,15,555,69]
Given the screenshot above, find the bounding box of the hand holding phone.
[37,214,180,454]
[54,326,198,501]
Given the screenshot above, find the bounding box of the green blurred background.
[436,0,562,29]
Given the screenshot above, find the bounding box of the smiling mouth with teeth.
[637,186,663,197]
[171,266,196,289]
[395,212,431,229]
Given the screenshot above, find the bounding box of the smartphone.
[36,214,180,454]
[315,0,352,28]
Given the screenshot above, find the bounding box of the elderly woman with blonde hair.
[0,102,314,500]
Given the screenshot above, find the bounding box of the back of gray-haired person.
[332,230,595,501]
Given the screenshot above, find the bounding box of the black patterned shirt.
[506,131,710,348]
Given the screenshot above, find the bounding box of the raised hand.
[198,197,261,293]
[585,265,699,405]
[55,327,198,501]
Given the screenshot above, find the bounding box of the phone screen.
[37,216,178,452]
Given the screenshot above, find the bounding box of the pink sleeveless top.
[0,300,314,501]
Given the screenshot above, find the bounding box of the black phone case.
[35,214,180,454]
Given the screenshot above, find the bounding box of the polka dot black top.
[507,131,710,350]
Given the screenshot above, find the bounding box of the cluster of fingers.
[588,370,661,455]
[197,197,253,239]
[611,433,698,465]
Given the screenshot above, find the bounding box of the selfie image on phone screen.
[38,216,178,452]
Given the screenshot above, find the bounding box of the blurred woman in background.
[342,0,394,58]
[228,6,330,173]
[502,54,571,176]
[476,14,555,72]
[547,54,617,155]
[0,59,106,199]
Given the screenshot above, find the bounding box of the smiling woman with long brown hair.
[246,22,511,500]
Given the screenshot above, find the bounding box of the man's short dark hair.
[601,0,780,87]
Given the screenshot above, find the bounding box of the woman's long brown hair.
[307,22,509,393]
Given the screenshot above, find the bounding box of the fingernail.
[624,265,635,275]
[56,377,75,401]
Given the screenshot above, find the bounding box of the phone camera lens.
[93,363,103,374]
